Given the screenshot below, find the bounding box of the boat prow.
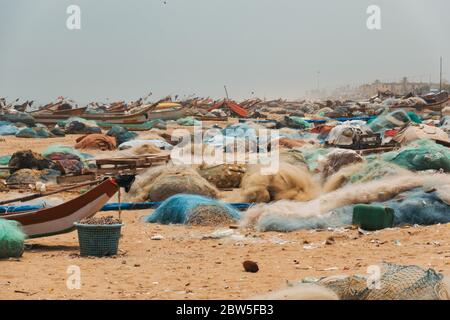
[1,178,119,238]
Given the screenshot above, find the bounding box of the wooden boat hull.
[52,106,87,116]
[33,107,187,125]
[390,97,450,112]
[1,178,119,238]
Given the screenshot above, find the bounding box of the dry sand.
[1,135,450,300]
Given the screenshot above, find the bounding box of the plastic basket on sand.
[0,218,26,259]
[74,216,123,257]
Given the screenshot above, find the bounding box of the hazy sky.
[0,0,449,103]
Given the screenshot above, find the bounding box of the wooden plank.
[56,174,96,185]
[356,146,397,155]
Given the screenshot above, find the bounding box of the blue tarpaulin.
[0,202,253,214]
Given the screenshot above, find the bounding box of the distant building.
[307,78,449,100]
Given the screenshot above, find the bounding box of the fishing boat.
[0,177,132,238]
[51,106,88,116]
[32,104,187,125]
[30,101,87,116]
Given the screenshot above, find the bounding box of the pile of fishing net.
[176,116,201,126]
[311,263,449,300]
[106,126,138,145]
[323,160,411,192]
[381,187,450,225]
[6,168,60,185]
[278,116,311,129]
[238,162,320,203]
[8,150,57,173]
[264,263,450,300]
[221,123,258,141]
[0,112,35,126]
[0,121,19,136]
[197,163,247,189]
[127,166,219,202]
[61,117,101,134]
[143,194,241,226]
[74,134,117,150]
[50,126,65,137]
[42,145,91,160]
[319,149,364,181]
[15,126,53,138]
[297,146,332,171]
[0,155,11,166]
[368,109,412,133]
[45,152,83,175]
[278,137,308,149]
[0,219,26,259]
[118,139,173,151]
[278,149,309,170]
[202,123,260,151]
[383,139,450,172]
[242,173,450,232]
[394,124,450,145]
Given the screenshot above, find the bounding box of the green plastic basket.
[74,223,123,257]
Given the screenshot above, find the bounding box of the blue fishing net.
[0,121,19,136]
[256,188,450,232]
[143,194,241,225]
[15,127,52,138]
[106,126,138,145]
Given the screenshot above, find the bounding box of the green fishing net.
[0,219,26,259]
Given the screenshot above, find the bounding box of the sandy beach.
[1,134,449,299]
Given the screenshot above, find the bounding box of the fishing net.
[245,173,450,232]
[347,160,409,184]
[0,155,11,166]
[317,263,449,300]
[278,149,309,170]
[176,116,201,126]
[220,123,259,141]
[144,194,241,226]
[0,218,26,259]
[282,116,312,130]
[0,112,35,126]
[9,150,57,172]
[62,117,100,134]
[6,168,58,185]
[50,126,65,137]
[383,188,450,226]
[321,149,364,181]
[265,186,450,232]
[298,146,333,171]
[106,126,138,145]
[15,127,52,138]
[0,121,19,136]
[197,163,247,189]
[406,111,422,124]
[127,166,219,202]
[256,207,353,232]
[42,145,91,160]
[368,109,411,133]
[385,139,450,172]
[239,163,320,203]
